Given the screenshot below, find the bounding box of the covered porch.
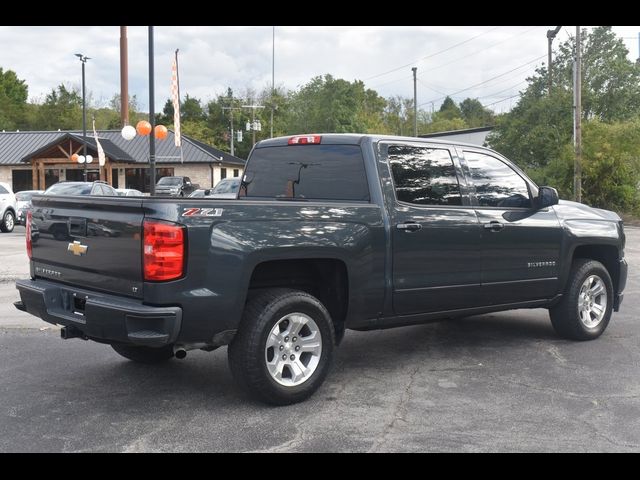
[20,133,135,190]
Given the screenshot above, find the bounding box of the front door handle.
[397,222,422,232]
[484,221,504,232]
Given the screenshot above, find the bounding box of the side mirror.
[204,189,211,195]
[537,186,559,209]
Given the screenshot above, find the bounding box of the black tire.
[111,344,174,364]
[549,259,614,341]
[1,210,14,233]
[228,288,335,405]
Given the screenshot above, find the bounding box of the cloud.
[0,26,637,115]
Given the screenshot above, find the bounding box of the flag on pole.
[171,51,182,149]
[92,119,106,166]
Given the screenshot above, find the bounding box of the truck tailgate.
[30,195,144,299]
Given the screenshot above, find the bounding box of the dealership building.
[0,129,245,193]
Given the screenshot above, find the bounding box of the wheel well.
[572,245,620,292]
[248,259,349,343]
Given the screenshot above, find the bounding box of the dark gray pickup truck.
[16,134,627,405]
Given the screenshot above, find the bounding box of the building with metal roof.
[0,129,245,192]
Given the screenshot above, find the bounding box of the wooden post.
[31,161,38,190]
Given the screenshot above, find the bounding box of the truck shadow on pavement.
[61,311,561,408]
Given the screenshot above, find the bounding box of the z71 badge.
[182,207,223,217]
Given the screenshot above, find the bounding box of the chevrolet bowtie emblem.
[67,241,88,256]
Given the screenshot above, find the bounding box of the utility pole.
[546,26,562,96]
[270,26,275,138]
[242,104,265,146]
[411,67,417,137]
[574,26,582,203]
[222,104,242,156]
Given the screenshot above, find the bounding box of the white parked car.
[15,190,44,225]
[116,188,144,197]
[0,182,17,233]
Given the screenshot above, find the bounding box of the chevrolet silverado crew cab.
[16,134,627,405]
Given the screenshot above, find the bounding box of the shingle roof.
[0,129,245,166]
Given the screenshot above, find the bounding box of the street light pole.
[411,67,417,137]
[148,26,156,196]
[270,25,275,139]
[546,26,562,96]
[75,53,90,181]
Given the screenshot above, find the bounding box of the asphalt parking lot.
[1,226,638,452]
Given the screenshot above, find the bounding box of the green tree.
[459,98,495,127]
[0,67,28,129]
[438,96,462,120]
[35,84,82,130]
[487,26,640,213]
[107,93,143,128]
[285,74,386,134]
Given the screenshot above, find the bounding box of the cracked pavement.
[1,226,639,452]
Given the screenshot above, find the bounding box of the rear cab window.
[240,144,370,202]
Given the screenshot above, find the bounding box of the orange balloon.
[136,120,152,136]
[154,125,168,140]
[71,153,79,162]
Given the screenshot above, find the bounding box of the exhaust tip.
[174,348,187,360]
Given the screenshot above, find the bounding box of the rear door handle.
[396,222,422,232]
[484,221,504,232]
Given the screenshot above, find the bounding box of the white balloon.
[86,155,93,163]
[77,155,85,164]
[121,125,136,141]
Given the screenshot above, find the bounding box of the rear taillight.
[143,220,185,281]
[288,135,322,145]
[26,211,32,259]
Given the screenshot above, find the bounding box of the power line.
[418,26,543,75]
[475,79,529,100]
[418,53,546,107]
[417,78,447,96]
[363,26,501,81]
[482,93,521,108]
[367,26,541,92]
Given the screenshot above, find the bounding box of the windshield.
[189,190,205,197]
[16,192,36,201]
[212,179,240,194]
[45,183,93,195]
[157,177,182,186]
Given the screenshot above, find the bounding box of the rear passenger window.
[240,144,369,201]
[388,145,462,206]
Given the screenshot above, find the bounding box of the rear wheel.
[1,210,14,233]
[111,344,174,364]
[549,259,613,340]
[228,288,335,405]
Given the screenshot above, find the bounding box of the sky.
[0,26,639,116]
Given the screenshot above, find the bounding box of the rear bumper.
[15,278,182,346]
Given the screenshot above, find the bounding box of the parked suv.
[155,176,198,197]
[0,182,17,233]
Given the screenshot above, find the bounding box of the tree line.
[0,69,494,162]
[1,26,639,215]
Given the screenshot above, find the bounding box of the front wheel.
[549,259,613,340]
[111,344,174,364]
[228,288,335,405]
[1,210,14,233]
